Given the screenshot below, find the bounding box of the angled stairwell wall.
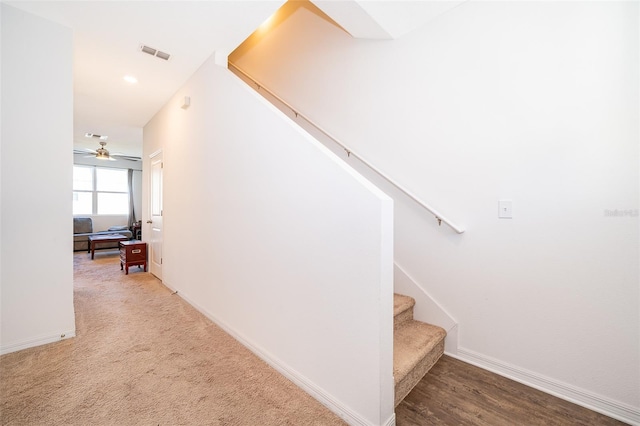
[143,56,395,426]
[229,1,639,423]
[228,64,460,355]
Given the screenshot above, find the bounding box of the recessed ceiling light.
[123,75,138,84]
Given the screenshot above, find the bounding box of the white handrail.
[228,62,465,234]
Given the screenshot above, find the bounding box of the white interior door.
[148,151,163,279]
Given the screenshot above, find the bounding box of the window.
[73,166,129,215]
[72,166,93,215]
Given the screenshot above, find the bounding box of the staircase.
[394,293,446,407]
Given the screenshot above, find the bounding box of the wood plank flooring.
[395,356,627,426]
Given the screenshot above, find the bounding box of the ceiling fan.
[74,140,141,162]
[87,141,116,161]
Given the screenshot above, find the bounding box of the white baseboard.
[169,285,384,426]
[0,330,75,355]
[449,348,640,426]
[382,413,396,426]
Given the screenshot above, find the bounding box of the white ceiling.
[6,0,463,159]
[5,1,284,158]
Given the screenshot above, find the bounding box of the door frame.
[148,149,163,279]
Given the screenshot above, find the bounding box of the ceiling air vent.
[85,133,108,140]
[139,44,171,61]
[155,51,171,61]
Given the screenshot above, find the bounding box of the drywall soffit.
[311,0,467,39]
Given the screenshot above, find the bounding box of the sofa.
[73,217,133,251]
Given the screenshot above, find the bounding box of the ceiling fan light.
[95,145,110,159]
[91,141,116,161]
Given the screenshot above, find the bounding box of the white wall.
[230,0,639,421]
[1,5,75,354]
[143,57,395,426]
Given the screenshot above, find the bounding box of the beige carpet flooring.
[0,251,345,425]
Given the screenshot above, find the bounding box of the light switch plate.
[499,200,513,219]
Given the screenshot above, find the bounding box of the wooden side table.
[119,241,147,274]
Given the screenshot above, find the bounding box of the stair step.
[393,293,415,330]
[394,319,446,407]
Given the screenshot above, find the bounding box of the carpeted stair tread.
[393,293,415,330]
[393,319,446,406]
[393,293,415,317]
[394,319,445,384]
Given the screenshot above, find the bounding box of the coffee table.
[88,234,129,259]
